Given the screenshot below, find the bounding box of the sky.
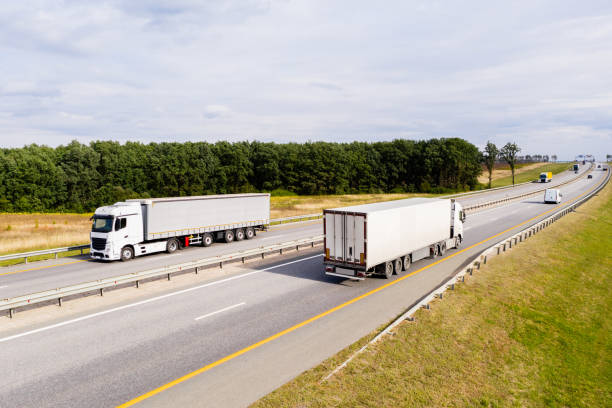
[1,0,611,160]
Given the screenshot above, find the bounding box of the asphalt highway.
[0,166,604,408]
[0,166,587,300]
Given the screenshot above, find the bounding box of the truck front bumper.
[90,247,119,260]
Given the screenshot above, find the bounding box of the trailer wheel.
[235,228,245,241]
[166,238,179,254]
[120,246,134,261]
[430,245,438,258]
[403,255,411,271]
[438,242,446,256]
[202,233,213,247]
[383,261,393,279]
[224,230,235,243]
[245,227,255,240]
[393,258,402,275]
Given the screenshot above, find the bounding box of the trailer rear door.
[325,212,365,265]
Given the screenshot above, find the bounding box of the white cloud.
[0,0,611,159]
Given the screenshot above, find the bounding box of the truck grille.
[91,238,107,250]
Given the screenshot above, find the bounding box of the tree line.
[0,138,483,213]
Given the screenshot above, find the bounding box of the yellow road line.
[0,259,89,276]
[117,181,602,407]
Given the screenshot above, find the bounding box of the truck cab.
[90,202,143,261]
[539,172,552,183]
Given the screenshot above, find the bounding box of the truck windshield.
[92,216,114,233]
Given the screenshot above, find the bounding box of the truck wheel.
[224,230,235,243]
[245,227,255,239]
[456,235,462,248]
[383,261,393,279]
[202,233,213,247]
[430,245,438,258]
[166,238,179,254]
[393,258,402,275]
[235,228,245,241]
[120,246,134,262]
[438,243,446,256]
[403,255,411,271]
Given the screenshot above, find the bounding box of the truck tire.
[393,258,402,275]
[429,245,438,259]
[235,228,245,241]
[383,261,393,279]
[438,242,446,256]
[120,246,134,261]
[202,233,213,247]
[403,255,411,271]
[245,227,255,239]
[166,238,179,254]
[224,230,235,243]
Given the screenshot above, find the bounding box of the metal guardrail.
[325,163,609,380]
[0,245,90,264]
[0,213,324,264]
[0,235,325,317]
[270,213,322,223]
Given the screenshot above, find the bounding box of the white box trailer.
[323,198,465,280]
[90,193,270,261]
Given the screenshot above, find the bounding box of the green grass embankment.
[491,162,572,188]
[253,178,612,407]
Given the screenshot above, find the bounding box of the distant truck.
[323,198,465,280]
[573,164,579,173]
[90,194,270,261]
[544,189,562,204]
[539,172,552,182]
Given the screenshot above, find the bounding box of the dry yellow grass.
[270,193,436,218]
[0,213,91,255]
[477,162,548,184]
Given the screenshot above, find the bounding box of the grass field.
[490,162,572,188]
[253,178,611,407]
[270,193,438,218]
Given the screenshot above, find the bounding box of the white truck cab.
[90,202,144,261]
[544,189,562,204]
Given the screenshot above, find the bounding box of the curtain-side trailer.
[323,198,465,280]
[90,193,270,261]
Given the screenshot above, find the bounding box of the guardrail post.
[261,253,265,259]
[280,248,283,255]
[24,257,28,264]
[58,297,62,307]
[475,261,481,270]
[99,288,104,296]
[497,246,501,255]
[167,273,171,281]
[296,245,299,251]
[9,308,14,318]
[81,248,84,255]
[219,261,223,269]
[136,280,140,288]
[55,252,58,259]
[468,268,473,276]
[311,242,314,248]
[483,255,487,264]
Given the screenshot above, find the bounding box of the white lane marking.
[194,302,246,321]
[0,254,323,343]
[0,285,7,289]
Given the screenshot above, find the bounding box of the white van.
[544,189,562,204]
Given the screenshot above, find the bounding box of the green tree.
[499,142,521,186]
[482,141,499,188]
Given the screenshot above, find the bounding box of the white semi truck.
[323,198,466,280]
[90,193,270,261]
